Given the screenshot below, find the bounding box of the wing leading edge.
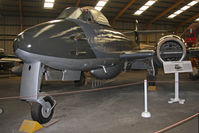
[120,50,155,60]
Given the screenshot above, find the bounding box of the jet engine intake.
[156,35,186,63]
[90,64,123,80]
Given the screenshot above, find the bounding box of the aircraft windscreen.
[57,7,82,19]
[88,8,110,26]
[57,7,110,27]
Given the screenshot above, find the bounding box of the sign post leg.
[141,80,151,118]
[168,72,185,104]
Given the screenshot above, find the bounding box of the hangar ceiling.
[0,0,199,31]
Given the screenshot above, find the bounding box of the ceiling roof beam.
[175,13,199,33]
[110,0,137,26]
[146,0,185,29]
[76,0,80,7]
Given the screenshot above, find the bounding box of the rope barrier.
[154,80,199,83]
[0,79,198,132]
[0,81,144,101]
[155,113,199,133]
[0,79,198,101]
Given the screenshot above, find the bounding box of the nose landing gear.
[31,96,56,124]
[20,62,56,124]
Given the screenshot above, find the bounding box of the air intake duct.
[156,35,186,63]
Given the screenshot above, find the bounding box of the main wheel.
[31,96,54,124]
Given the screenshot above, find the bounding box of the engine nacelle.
[156,35,186,63]
[90,64,123,80]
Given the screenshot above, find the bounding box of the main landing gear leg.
[0,107,3,115]
[74,72,86,87]
[20,62,56,124]
[147,58,157,86]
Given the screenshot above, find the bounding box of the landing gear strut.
[147,58,157,86]
[20,62,56,124]
[74,72,86,87]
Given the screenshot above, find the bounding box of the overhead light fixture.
[95,0,109,11]
[44,0,55,9]
[145,1,156,6]
[168,14,176,19]
[95,6,103,11]
[168,0,198,19]
[134,10,144,15]
[196,18,199,21]
[174,10,183,15]
[140,6,149,11]
[188,1,198,6]
[44,3,54,8]
[133,0,157,16]
[96,1,107,7]
[45,0,55,2]
[181,6,190,11]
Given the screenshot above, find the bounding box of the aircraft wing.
[0,57,22,71]
[0,54,17,59]
[123,30,169,34]
[139,43,155,50]
[0,57,21,62]
[120,50,155,60]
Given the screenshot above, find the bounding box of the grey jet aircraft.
[13,7,196,124]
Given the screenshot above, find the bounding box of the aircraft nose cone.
[13,32,32,53]
[13,38,19,52]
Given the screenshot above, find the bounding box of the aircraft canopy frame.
[57,7,111,27]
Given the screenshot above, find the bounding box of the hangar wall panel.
[0,41,5,50]
[0,26,4,34]
[5,17,19,25]
[0,16,52,54]
[4,41,13,54]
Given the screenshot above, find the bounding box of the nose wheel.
[31,96,56,124]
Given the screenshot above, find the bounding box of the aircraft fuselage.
[14,18,135,71]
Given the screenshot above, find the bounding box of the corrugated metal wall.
[0,16,19,54]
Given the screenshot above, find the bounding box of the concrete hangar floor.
[0,69,198,133]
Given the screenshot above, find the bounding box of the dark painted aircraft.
[13,7,197,124]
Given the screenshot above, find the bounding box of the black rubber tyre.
[74,72,86,87]
[31,96,54,124]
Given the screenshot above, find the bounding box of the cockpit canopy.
[57,7,110,27]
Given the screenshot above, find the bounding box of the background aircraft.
[13,7,199,124]
[183,22,199,79]
[0,48,21,71]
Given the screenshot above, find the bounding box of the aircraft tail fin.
[134,20,140,45]
[123,19,169,35]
